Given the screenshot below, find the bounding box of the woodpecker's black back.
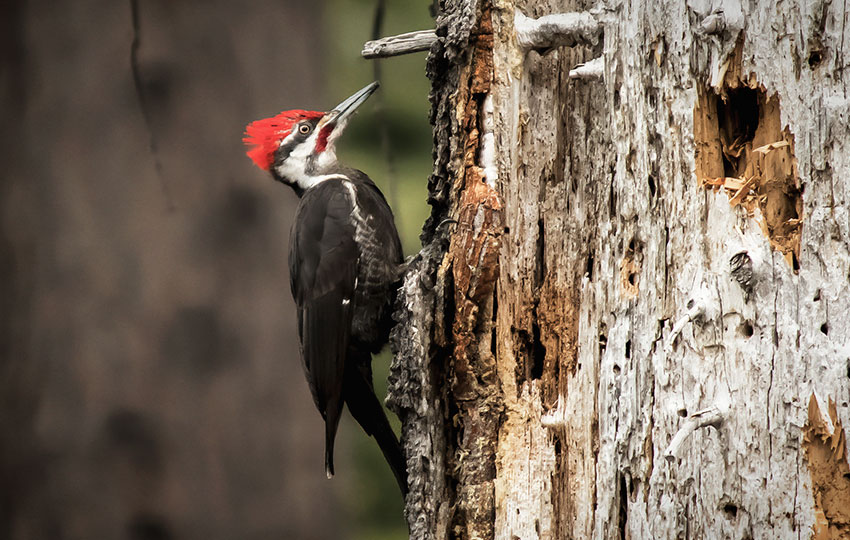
[288,168,406,494]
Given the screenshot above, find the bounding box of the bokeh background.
[1,1,432,539]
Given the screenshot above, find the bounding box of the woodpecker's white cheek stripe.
[274,130,340,191]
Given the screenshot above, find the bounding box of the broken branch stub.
[663,404,728,462]
[514,9,601,51]
[569,56,604,80]
[362,30,438,59]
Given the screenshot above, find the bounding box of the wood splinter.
[663,403,728,461]
[361,30,438,59]
[515,9,602,51]
[569,57,604,80]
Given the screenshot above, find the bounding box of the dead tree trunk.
[389,0,850,538]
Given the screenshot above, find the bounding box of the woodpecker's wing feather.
[289,182,358,476]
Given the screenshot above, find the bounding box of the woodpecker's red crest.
[243,109,324,171]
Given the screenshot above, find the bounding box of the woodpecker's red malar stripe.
[315,124,333,154]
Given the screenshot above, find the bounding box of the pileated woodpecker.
[243,82,407,495]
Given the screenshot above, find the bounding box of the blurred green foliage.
[323,1,433,539]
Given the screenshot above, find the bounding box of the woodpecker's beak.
[327,81,380,127]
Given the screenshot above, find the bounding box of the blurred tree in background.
[0,1,431,539]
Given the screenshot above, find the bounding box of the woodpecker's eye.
[298,124,311,135]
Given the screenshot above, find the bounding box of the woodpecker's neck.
[273,144,343,196]
[275,154,341,195]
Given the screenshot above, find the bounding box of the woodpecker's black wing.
[289,181,358,478]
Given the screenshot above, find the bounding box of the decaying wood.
[803,394,850,539]
[393,0,850,538]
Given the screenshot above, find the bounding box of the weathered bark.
[392,0,850,538]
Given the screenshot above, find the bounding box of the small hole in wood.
[686,299,695,309]
[618,475,628,540]
[534,219,545,289]
[820,323,829,335]
[813,289,821,302]
[723,503,738,519]
[739,321,754,338]
[586,252,595,280]
[808,50,823,68]
[628,273,637,286]
[717,87,760,176]
[530,322,546,379]
[599,330,608,356]
[648,175,657,197]
[677,408,688,417]
[625,340,631,359]
[696,81,802,272]
[613,364,621,374]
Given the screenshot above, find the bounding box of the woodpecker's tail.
[324,397,344,479]
[325,421,336,479]
[344,350,408,496]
